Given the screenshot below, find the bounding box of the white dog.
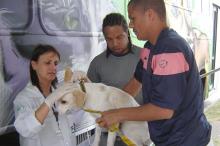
[57,82,151,146]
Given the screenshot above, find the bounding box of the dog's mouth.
[63,109,72,114]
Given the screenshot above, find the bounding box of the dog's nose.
[61,100,67,104]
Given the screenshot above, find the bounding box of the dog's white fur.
[57,82,151,146]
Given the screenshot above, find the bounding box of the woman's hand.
[44,83,74,108]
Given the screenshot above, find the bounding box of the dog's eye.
[61,100,67,104]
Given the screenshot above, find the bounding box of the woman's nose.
[51,63,57,70]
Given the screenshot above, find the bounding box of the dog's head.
[57,67,88,114]
[57,88,86,114]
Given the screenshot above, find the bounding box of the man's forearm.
[118,103,174,122]
[123,77,142,97]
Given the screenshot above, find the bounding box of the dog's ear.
[72,90,86,108]
[64,67,73,82]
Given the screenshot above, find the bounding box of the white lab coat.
[13,82,77,146]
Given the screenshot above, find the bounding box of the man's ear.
[147,9,158,22]
[72,90,86,107]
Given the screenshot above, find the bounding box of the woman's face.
[31,52,60,83]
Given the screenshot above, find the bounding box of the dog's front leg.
[92,126,102,146]
[106,131,116,146]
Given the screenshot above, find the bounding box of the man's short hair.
[128,0,167,22]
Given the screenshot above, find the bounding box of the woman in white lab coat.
[13,45,77,146]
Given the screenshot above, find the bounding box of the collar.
[79,79,86,92]
[144,27,174,50]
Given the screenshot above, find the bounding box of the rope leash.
[79,79,86,92]
[83,108,136,146]
[108,124,136,146]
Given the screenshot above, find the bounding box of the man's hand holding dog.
[96,109,123,129]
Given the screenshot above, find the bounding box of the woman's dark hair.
[102,13,132,57]
[30,44,60,92]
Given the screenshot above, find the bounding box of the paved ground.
[211,121,220,145]
[205,99,220,146]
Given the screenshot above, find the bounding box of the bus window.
[38,0,117,36]
[0,0,33,33]
[39,0,90,33]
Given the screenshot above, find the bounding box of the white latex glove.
[44,83,74,108]
[72,71,91,82]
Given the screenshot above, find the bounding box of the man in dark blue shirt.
[97,0,211,146]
